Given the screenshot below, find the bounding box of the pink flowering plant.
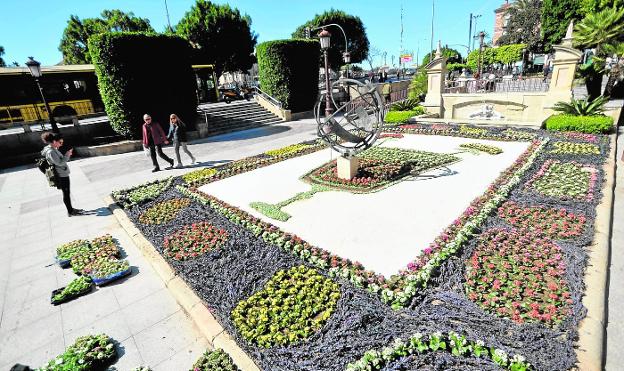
[498,201,586,239]
[465,228,572,327]
[163,221,229,261]
[526,160,597,201]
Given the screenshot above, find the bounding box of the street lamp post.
[319,29,333,117]
[25,57,59,133]
[477,31,485,77]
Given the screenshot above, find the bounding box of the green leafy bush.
[389,98,424,112]
[232,265,340,347]
[39,334,116,371]
[545,114,613,133]
[256,39,320,112]
[52,276,93,303]
[553,96,609,116]
[191,348,240,371]
[89,32,198,138]
[385,110,422,124]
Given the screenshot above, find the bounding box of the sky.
[0,0,501,68]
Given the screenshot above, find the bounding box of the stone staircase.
[197,100,283,136]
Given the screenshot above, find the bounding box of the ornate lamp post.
[477,31,485,77]
[25,57,58,133]
[319,29,333,117]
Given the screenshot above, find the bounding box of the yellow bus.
[0,64,218,128]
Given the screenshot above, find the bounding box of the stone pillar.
[423,41,447,117]
[337,155,359,180]
[545,21,583,111]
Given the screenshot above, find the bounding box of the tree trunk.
[585,71,603,100]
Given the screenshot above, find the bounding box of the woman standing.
[167,113,196,168]
[41,132,83,217]
[142,113,174,172]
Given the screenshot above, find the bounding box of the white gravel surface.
[199,134,530,278]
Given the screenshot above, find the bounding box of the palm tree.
[574,7,624,54]
[574,7,624,97]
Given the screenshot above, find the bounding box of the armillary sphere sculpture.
[315,78,386,179]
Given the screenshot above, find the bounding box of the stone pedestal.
[423,42,447,117]
[337,155,359,180]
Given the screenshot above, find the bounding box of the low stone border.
[104,196,261,371]
[575,132,617,371]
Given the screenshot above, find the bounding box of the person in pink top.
[142,113,174,172]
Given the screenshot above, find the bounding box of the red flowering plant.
[163,222,229,261]
[465,228,572,327]
[497,201,586,239]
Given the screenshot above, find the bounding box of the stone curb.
[104,196,261,371]
[575,133,617,371]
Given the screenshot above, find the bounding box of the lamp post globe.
[25,57,58,132]
[319,29,331,50]
[25,57,42,78]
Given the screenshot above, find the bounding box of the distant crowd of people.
[39,113,197,217]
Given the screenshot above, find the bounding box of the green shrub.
[389,98,424,112]
[545,114,613,134]
[553,96,609,116]
[89,32,198,138]
[256,39,320,112]
[385,110,422,124]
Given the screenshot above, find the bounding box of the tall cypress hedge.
[256,39,320,112]
[89,32,198,138]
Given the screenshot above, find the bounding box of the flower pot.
[50,281,95,305]
[90,267,132,286]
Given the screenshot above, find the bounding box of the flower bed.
[111,177,173,208]
[231,265,340,348]
[265,143,312,157]
[497,201,586,239]
[465,228,571,326]
[111,124,610,370]
[460,142,503,155]
[548,141,601,155]
[191,348,240,371]
[303,147,459,193]
[526,160,597,201]
[163,221,229,261]
[347,332,531,371]
[138,198,191,225]
[51,276,94,305]
[39,334,116,371]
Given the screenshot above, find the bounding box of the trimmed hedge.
[256,39,320,112]
[384,110,422,124]
[89,32,198,138]
[545,114,613,134]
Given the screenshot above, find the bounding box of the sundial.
[315,78,386,179]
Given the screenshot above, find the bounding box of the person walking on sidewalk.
[142,113,174,172]
[167,113,196,168]
[41,132,84,217]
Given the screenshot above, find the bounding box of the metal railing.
[254,86,283,109]
[443,77,550,94]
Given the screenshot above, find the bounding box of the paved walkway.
[0,119,317,370]
[606,125,624,370]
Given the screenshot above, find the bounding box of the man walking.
[142,114,174,172]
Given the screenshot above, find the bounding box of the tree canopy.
[175,0,257,77]
[541,0,583,51]
[0,46,5,67]
[466,44,526,71]
[292,9,369,70]
[496,0,542,52]
[420,46,462,66]
[580,0,624,14]
[59,10,154,64]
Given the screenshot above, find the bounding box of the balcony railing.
[443,77,550,94]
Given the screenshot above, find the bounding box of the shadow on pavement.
[193,124,291,144]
